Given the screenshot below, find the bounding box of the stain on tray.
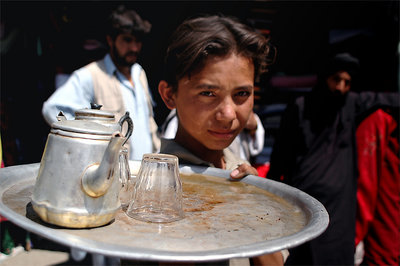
[182,181,225,212]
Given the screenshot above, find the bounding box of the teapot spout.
[82,132,126,197]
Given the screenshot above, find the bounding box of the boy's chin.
[206,140,235,151]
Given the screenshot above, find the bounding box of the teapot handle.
[119,111,134,145]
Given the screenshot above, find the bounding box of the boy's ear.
[158,80,176,109]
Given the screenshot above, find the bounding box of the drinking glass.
[126,153,184,223]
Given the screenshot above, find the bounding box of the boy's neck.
[174,134,226,169]
[190,145,225,169]
[204,151,226,169]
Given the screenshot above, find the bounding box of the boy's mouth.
[208,129,236,139]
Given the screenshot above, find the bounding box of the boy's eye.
[236,91,251,97]
[199,91,215,97]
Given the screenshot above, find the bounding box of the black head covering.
[315,53,360,91]
[324,53,360,79]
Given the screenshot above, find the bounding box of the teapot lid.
[51,120,115,136]
[75,108,115,122]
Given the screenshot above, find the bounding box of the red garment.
[355,109,400,265]
[254,162,270,178]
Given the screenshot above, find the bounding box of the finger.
[229,164,257,180]
[230,168,245,181]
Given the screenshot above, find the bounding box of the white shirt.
[42,54,153,160]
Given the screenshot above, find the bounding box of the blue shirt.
[42,54,153,160]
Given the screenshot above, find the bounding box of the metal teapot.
[31,107,133,228]
[74,104,134,206]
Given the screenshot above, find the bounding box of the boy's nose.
[215,102,236,121]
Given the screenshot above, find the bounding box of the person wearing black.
[267,53,399,265]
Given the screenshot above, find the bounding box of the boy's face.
[161,53,254,153]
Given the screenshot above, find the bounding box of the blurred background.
[1,0,399,166]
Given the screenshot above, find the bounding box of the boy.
[158,14,287,265]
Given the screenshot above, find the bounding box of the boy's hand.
[230,163,258,180]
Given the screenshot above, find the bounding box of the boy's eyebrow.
[194,84,219,90]
[194,84,254,90]
[236,85,254,90]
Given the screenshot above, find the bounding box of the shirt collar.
[159,138,247,170]
[103,54,118,75]
[103,53,137,91]
[160,138,213,167]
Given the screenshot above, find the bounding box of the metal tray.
[0,163,328,262]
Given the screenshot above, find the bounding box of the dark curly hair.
[106,5,151,41]
[163,14,272,91]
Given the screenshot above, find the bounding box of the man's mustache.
[125,52,139,57]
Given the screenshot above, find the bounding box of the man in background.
[267,53,399,265]
[42,5,159,160]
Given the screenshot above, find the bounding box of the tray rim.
[0,163,329,262]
